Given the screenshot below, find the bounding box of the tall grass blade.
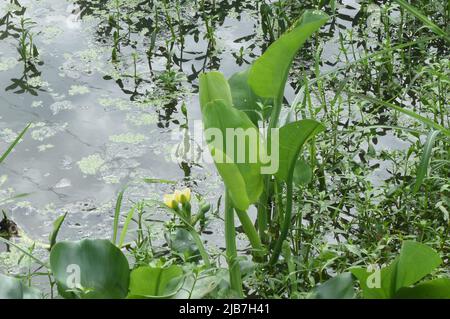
[118,206,135,248]
[112,187,126,245]
[413,130,440,193]
[48,212,67,250]
[0,123,31,164]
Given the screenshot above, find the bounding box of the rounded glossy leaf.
[50,239,130,299]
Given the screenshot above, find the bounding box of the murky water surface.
[0,0,420,274]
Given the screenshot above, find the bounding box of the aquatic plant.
[198,10,329,294]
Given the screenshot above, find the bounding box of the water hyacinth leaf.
[314,273,355,299]
[50,239,130,299]
[395,278,450,299]
[275,120,325,182]
[293,158,313,186]
[248,10,329,101]
[228,69,261,125]
[199,72,264,211]
[128,265,183,298]
[413,130,440,193]
[48,212,67,249]
[0,273,43,299]
[351,241,443,298]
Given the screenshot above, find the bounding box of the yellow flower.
[175,188,191,204]
[163,194,178,209]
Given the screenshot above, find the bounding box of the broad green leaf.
[128,265,183,298]
[413,130,440,193]
[199,72,264,211]
[48,212,67,249]
[228,69,262,125]
[199,71,233,112]
[0,273,43,299]
[274,119,325,182]
[351,262,397,299]
[394,241,442,290]
[351,241,443,299]
[248,10,329,100]
[293,158,313,186]
[395,278,450,299]
[50,239,130,299]
[314,273,355,299]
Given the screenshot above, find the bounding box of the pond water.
[0,0,422,274]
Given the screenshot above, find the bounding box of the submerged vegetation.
[0,0,449,299]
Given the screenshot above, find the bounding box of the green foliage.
[0,273,42,299]
[351,241,448,299]
[199,72,264,211]
[274,120,325,182]
[248,10,329,101]
[228,69,261,125]
[128,265,183,298]
[50,239,130,299]
[48,212,67,250]
[0,123,30,164]
[413,130,440,193]
[394,0,450,43]
[293,158,313,186]
[313,273,355,299]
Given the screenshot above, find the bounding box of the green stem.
[235,208,264,258]
[225,190,243,297]
[270,173,294,265]
[258,89,284,243]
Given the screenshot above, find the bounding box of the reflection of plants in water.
[4,17,43,95]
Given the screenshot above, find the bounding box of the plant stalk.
[225,190,243,297]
